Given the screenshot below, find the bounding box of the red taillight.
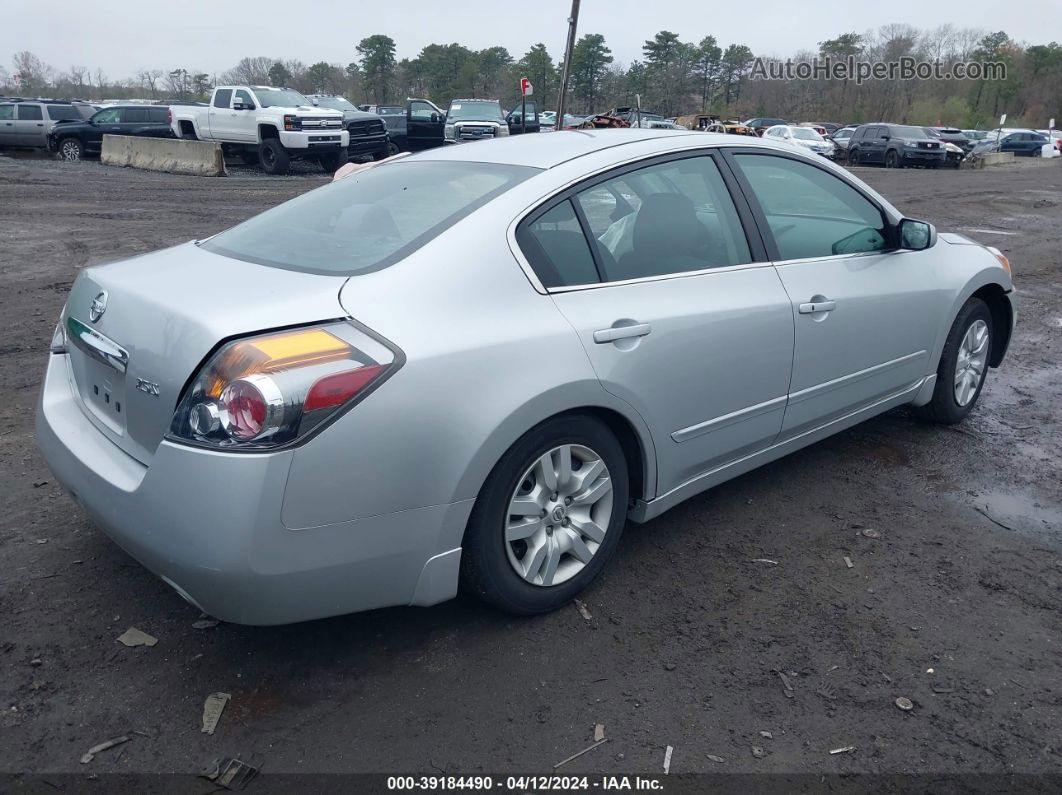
[220,380,268,439]
[305,365,384,412]
[167,108,172,124]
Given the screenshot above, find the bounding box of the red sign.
[520,77,533,97]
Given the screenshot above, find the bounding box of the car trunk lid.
[62,241,348,465]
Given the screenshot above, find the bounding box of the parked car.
[820,122,845,135]
[926,127,972,152]
[540,111,557,131]
[35,131,1016,624]
[170,85,348,174]
[1037,129,1062,154]
[763,124,836,158]
[505,101,541,135]
[996,130,1049,156]
[829,125,858,154]
[444,99,509,143]
[559,114,589,130]
[799,123,828,136]
[0,99,96,150]
[847,123,946,168]
[48,105,174,161]
[743,117,789,136]
[962,129,988,142]
[307,94,393,161]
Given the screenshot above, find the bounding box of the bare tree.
[13,51,53,94]
[136,68,163,99]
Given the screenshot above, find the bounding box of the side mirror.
[882,135,891,141]
[429,112,440,123]
[898,218,936,251]
[233,102,254,111]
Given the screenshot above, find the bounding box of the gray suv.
[0,99,95,149]
[847,123,947,168]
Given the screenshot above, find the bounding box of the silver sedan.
[37,130,1016,624]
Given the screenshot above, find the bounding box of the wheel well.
[561,407,648,506]
[259,125,279,141]
[971,283,1013,367]
[178,120,195,136]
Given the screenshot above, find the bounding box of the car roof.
[408,128,801,169]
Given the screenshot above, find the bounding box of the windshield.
[447,101,504,121]
[201,161,537,275]
[314,96,357,112]
[377,106,404,115]
[253,88,313,108]
[792,128,823,141]
[892,125,931,139]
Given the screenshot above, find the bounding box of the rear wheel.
[460,414,629,614]
[258,139,290,175]
[57,138,83,162]
[913,298,993,424]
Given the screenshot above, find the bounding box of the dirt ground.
[1,151,1060,782]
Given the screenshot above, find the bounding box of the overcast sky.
[1,0,1056,79]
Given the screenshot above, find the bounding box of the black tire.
[912,298,993,424]
[460,414,629,615]
[885,150,900,168]
[56,137,84,162]
[258,139,290,175]
[239,149,259,165]
[386,141,400,156]
[847,148,858,166]
[318,149,346,173]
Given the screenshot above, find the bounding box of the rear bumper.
[35,352,471,625]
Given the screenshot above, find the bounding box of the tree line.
[3,26,1059,127]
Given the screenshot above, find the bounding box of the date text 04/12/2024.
[386,776,664,791]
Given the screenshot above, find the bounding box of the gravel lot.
[1,152,1060,780]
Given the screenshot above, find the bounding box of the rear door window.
[213,89,233,108]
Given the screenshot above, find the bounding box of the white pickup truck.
[170,85,349,174]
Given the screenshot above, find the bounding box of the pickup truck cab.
[443,99,509,144]
[170,85,349,174]
[361,99,446,152]
[306,94,394,161]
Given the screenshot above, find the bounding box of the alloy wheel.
[504,444,614,586]
[954,319,989,406]
[60,141,80,161]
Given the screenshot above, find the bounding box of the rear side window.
[574,155,752,282]
[213,89,233,108]
[123,107,149,123]
[46,105,81,121]
[148,107,170,123]
[733,153,888,260]
[202,161,537,275]
[17,104,43,120]
[518,201,600,288]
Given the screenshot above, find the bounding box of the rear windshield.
[201,161,537,275]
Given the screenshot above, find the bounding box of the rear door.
[518,151,795,494]
[206,88,233,140]
[726,149,941,437]
[15,103,47,147]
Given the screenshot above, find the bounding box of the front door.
[517,152,795,494]
[726,149,941,437]
[407,100,444,150]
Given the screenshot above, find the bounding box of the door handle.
[593,323,652,343]
[798,300,836,314]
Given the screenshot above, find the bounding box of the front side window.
[574,155,752,282]
[17,104,43,120]
[92,109,120,123]
[0,104,13,120]
[409,101,437,120]
[733,153,888,260]
[201,161,536,275]
[234,89,254,107]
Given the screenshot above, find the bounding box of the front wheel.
[913,298,993,424]
[460,415,629,614]
[57,138,83,162]
[847,148,859,166]
[258,139,290,175]
[318,149,346,173]
[885,150,900,168]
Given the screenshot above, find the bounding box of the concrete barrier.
[971,151,1014,168]
[101,135,226,177]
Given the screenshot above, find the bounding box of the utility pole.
[555,0,581,127]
